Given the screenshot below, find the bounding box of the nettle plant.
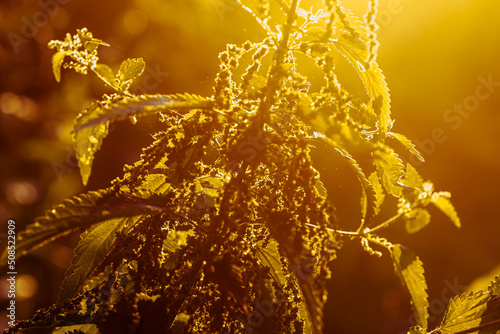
[4,1,500,333]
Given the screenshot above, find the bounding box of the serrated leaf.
[256,239,312,334]
[57,215,143,305]
[0,189,162,265]
[92,64,119,90]
[73,102,110,185]
[431,195,461,228]
[390,244,429,329]
[263,211,325,334]
[52,51,65,83]
[440,291,493,334]
[368,172,384,215]
[74,94,214,132]
[489,276,500,296]
[388,132,425,162]
[118,58,146,82]
[404,208,431,234]
[373,146,405,197]
[52,323,100,334]
[72,94,212,185]
[403,163,424,189]
[163,230,193,270]
[332,5,391,136]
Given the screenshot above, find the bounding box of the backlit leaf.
[431,194,461,228]
[73,102,110,185]
[74,93,214,132]
[52,51,65,83]
[390,244,429,329]
[402,163,424,189]
[53,324,100,334]
[73,94,213,185]
[92,64,119,90]
[332,5,391,136]
[0,189,162,265]
[489,276,500,296]
[388,132,425,163]
[440,291,492,334]
[373,146,405,197]
[57,215,143,305]
[404,208,431,234]
[118,58,146,82]
[368,172,385,216]
[256,239,313,334]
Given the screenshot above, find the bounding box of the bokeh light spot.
[17,275,39,300]
[5,181,39,206]
[0,92,38,122]
[123,9,148,35]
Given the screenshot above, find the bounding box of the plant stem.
[368,211,404,233]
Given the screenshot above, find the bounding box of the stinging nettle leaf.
[368,172,385,216]
[57,215,143,305]
[402,163,424,189]
[92,64,119,90]
[118,58,146,83]
[72,94,212,185]
[332,5,391,136]
[439,290,493,334]
[373,146,405,197]
[74,93,214,132]
[73,102,110,185]
[388,132,425,163]
[53,323,100,334]
[52,51,66,83]
[404,208,431,234]
[256,238,313,334]
[390,244,429,330]
[0,189,162,265]
[431,194,461,228]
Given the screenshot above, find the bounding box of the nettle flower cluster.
[6,1,500,334]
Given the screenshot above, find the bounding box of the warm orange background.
[1,0,499,333]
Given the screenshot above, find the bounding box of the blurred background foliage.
[0,0,499,333]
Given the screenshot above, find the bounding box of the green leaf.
[489,276,500,296]
[118,58,146,83]
[57,216,143,305]
[73,102,110,185]
[263,211,326,334]
[403,163,424,189]
[52,323,100,334]
[440,291,494,334]
[52,51,65,83]
[390,244,429,330]
[332,5,391,136]
[388,132,425,162]
[163,230,193,270]
[0,189,162,265]
[92,64,119,90]
[431,194,461,228]
[404,208,431,234]
[373,146,405,197]
[256,239,312,334]
[368,172,385,216]
[72,94,212,185]
[74,94,214,132]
